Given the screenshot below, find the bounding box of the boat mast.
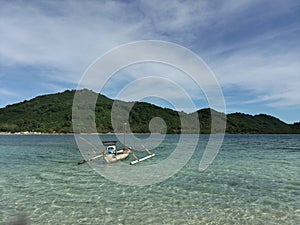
[123,123,126,150]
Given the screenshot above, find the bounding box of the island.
[0,89,299,134]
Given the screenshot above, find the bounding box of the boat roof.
[102,140,118,146]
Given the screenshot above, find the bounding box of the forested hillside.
[0,89,299,134]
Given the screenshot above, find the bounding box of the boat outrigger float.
[129,145,155,165]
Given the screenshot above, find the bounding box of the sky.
[0,0,299,123]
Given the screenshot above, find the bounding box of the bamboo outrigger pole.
[129,145,155,165]
[78,152,104,165]
[77,137,104,165]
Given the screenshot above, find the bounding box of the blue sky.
[0,0,299,123]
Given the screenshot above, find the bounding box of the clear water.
[0,134,299,224]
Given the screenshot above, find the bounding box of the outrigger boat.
[77,127,155,165]
[78,123,155,165]
[78,140,155,165]
[78,140,131,164]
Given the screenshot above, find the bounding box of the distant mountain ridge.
[0,89,299,134]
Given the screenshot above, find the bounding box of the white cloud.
[210,38,300,108]
[0,88,19,97]
[0,1,143,73]
[0,88,21,106]
[103,63,207,105]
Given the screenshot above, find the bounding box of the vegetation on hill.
[0,89,299,134]
[0,90,74,133]
[226,113,295,134]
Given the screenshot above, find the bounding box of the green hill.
[0,90,74,133]
[0,89,299,134]
[226,113,295,134]
[0,89,182,133]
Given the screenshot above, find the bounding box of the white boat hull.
[104,153,129,163]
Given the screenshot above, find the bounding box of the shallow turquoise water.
[0,134,299,224]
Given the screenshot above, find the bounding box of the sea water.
[0,134,299,224]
